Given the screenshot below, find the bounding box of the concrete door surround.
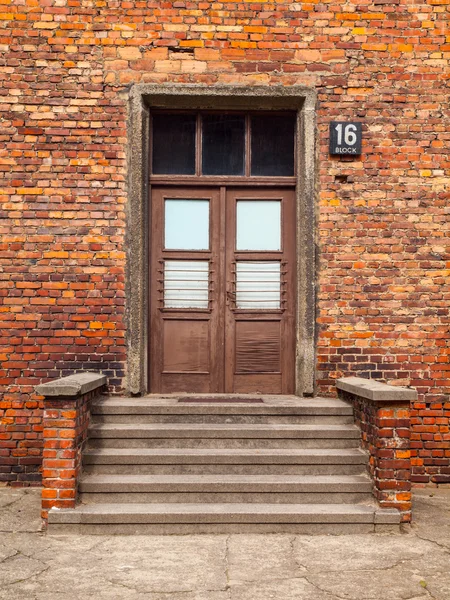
[126,84,317,396]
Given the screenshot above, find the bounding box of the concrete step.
[83,448,368,475]
[92,414,354,425]
[92,396,353,414]
[48,503,401,535]
[83,463,366,475]
[91,396,354,425]
[49,394,398,534]
[87,423,361,449]
[79,474,373,504]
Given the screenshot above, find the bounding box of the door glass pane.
[251,114,295,176]
[236,200,281,251]
[236,262,281,309]
[152,113,196,175]
[164,261,209,309]
[202,115,245,176]
[165,199,209,250]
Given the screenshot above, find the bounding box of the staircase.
[48,395,401,534]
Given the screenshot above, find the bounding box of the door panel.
[162,320,210,372]
[150,186,295,394]
[235,320,281,372]
[225,189,296,394]
[150,188,223,393]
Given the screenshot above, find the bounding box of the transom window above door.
[151,111,296,177]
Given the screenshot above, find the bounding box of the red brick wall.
[1,1,449,484]
[41,385,104,521]
[339,389,411,520]
[411,398,450,484]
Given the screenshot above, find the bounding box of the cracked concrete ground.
[0,487,449,600]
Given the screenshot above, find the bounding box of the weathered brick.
[1,0,448,490]
[339,389,412,521]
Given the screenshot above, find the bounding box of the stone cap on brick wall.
[36,373,107,398]
[336,377,417,402]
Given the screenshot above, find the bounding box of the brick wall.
[337,380,413,521]
[1,1,449,484]
[39,374,106,521]
[411,398,450,484]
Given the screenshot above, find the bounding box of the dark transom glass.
[251,115,296,177]
[151,112,296,177]
[202,114,245,176]
[152,113,196,175]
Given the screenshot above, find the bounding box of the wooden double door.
[149,186,296,394]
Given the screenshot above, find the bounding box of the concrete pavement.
[0,486,449,599]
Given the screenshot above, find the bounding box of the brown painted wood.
[149,186,296,394]
[224,188,296,394]
[149,176,297,187]
[149,187,222,393]
[149,110,297,394]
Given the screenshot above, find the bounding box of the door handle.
[226,290,236,305]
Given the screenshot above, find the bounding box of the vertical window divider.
[196,112,202,176]
[245,114,251,177]
[149,111,153,175]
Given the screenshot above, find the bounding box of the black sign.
[329,122,362,156]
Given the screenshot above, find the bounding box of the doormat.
[177,397,264,403]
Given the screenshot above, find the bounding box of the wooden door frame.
[126,84,317,397]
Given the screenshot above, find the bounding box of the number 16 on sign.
[329,122,362,156]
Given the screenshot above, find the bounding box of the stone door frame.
[126,84,317,396]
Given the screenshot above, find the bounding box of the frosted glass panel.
[165,199,209,250]
[236,201,281,251]
[164,261,209,309]
[236,262,281,309]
